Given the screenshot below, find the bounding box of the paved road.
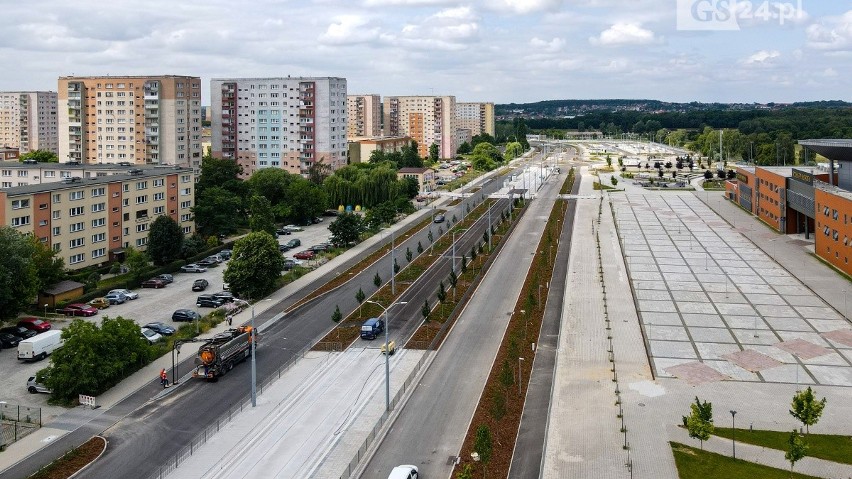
[360,161,568,478]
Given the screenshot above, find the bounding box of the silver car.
[181,264,208,273]
[27,376,52,394]
[109,288,139,300]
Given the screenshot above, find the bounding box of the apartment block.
[0,91,58,154]
[347,136,411,164]
[0,161,179,189]
[383,96,457,159]
[0,168,195,270]
[455,102,495,138]
[211,77,348,178]
[347,94,382,138]
[57,76,202,170]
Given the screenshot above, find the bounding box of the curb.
[67,435,108,479]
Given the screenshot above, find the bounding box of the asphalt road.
[360,158,568,478]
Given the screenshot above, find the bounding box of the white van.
[388,465,418,479]
[18,330,63,361]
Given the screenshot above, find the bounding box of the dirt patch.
[29,436,106,479]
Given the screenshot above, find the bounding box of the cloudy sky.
[2,0,849,104]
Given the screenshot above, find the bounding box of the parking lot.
[0,221,333,423]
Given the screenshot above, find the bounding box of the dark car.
[192,279,209,291]
[0,333,21,349]
[56,304,98,317]
[276,228,292,236]
[293,250,316,260]
[144,322,176,336]
[309,243,331,253]
[17,317,52,333]
[212,291,235,303]
[156,274,174,284]
[196,259,219,268]
[283,259,296,271]
[218,249,233,260]
[0,326,37,340]
[279,244,291,252]
[172,309,202,322]
[196,294,224,308]
[285,238,301,249]
[141,278,167,288]
[433,214,445,223]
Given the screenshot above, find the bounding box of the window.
[11,199,30,209]
[123,199,129,207]
[180,188,191,196]
[69,253,85,265]
[52,226,61,236]
[180,213,192,222]
[136,223,148,233]
[91,202,105,213]
[70,191,84,200]
[70,222,84,232]
[69,206,84,216]
[153,179,164,187]
[92,218,106,228]
[69,237,85,248]
[92,233,106,243]
[51,210,60,220]
[136,237,148,247]
[92,248,106,259]
[154,192,164,201]
[92,187,105,197]
[181,175,191,183]
[123,184,129,192]
[136,181,148,190]
[136,195,148,204]
[153,206,164,215]
[53,194,61,204]
[11,216,30,227]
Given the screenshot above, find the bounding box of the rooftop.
[799,139,852,163]
[398,167,432,174]
[1,168,191,196]
[815,179,852,201]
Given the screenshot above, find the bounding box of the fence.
[0,403,41,449]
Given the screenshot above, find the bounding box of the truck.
[192,326,255,381]
[18,330,63,361]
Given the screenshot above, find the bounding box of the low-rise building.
[0,161,179,190]
[0,167,195,270]
[0,147,20,162]
[397,167,436,193]
[348,136,412,164]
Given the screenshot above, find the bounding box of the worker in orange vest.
[160,368,168,388]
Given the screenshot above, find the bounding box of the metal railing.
[0,403,41,449]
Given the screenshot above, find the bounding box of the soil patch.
[29,436,106,479]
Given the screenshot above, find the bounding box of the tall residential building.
[383,96,457,159]
[0,167,195,270]
[347,94,381,138]
[210,77,348,178]
[57,76,203,170]
[456,102,495,138]
[0,92,58,154]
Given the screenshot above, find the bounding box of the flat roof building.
[0,91,58,155]
[347,94,382,138]
[455,102,495,138]
[347,136,411,164]
[383,96,457,160]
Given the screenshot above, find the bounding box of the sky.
[1,0,850,104]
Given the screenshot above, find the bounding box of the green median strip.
[671,442,820,479]
[712,428,852,466]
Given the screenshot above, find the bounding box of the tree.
[683,397,714,450]
[30,236,65,291]
[704,170,713,180]
[417,241,423,254]
[437,280,447,316]
[402,176,420,199]
[124,246,149,280]
[331,305,342,323]
[790,387,827,434]
[193,186,243,237]
[146,215,184,266]
[222,232,285,300]
[406,247,413,262]
[606,155,612,167]
[457,142,472,155]
[490,388,506,420]
[307,161,332,186]
[374,271,382,288]
[393,258,400,274]
[329,212,365,247]
[20,150,58,163]
[785,430,808,477]
[195,154,244,198]
[288,178,328,224]
[504,142,523,161]
[246,168,294,207]
[355,287,366,318]
[474,425,493,476]
[181,234,206,259]
[461,255,468,273]
[429,143,440,163]
[248,195,276,235]
[0,227,38,321]
[499,358,514,395]
[421,299,430,322]
[400,141,423,168]
[611,176,619,187]
[365,201,397,230]
[449,269,458,300]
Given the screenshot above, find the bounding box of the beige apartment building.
[347,94,382,138]
[456,102,495,138]
[57,76,203,171]
[0,91,58,154]
[347,136,412,163]
[383,96,457,159]
[0,161,178,189]
[0,168,195,270]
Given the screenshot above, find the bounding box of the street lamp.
[452,228,469,275]
[730,410,737,459]
[251,298,272,407]
[518,357,525,395]
[366,299,408,411]
[44,303,49,319]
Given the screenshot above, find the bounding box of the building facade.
[0,91,58,154]
[0,162,178,189]
[347,136,411,164]
[0,168,195,270]
[211,77,348,178]
[397,167,436,194]
[347,94,381,138]
[57,76,203,170]
[455,102,495,138]
[383,96,457,159]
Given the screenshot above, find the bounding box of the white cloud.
[823,67,838,77]
[319,15,381,45]
[806,10,852,51]
[742,49,781,65]
[362,0,453,5]
[486,0,564,15]
[530,37,566,52]
[589,23,658,46]
[392,6,481,50]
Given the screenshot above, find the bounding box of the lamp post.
[518,357,525,395]
[730,410,737,459]
[391,229,396,295]
[366,300,407,411]
[451,228,469,274]
[251,298,272,407]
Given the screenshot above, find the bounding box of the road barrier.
[0,403,41,450]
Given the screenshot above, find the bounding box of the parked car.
[387,465,418,479]
[192,279,209,291]
[196,294,224,308]
[285,238,301,249]
[140,327,163,344]
[156,274,174,284]
[433,214,445,223]
[1,326,37,340]
[105,292,128,305]
[144,322,176,336]
[360,317,385,340]
[212,291,235,303]
[18,330,63,361]
[17,317,52,333]
[218,249,233,260]
[27,377,52,394]
[181,264,207,273]
[141,278,167,289]
[293,250,316,260]
[0,333,21,349]
[56,303,98,317]
[284,224,304,232]
[204,255,223,264]
[312,217,324,223]
[88,297,111,309]
[309,243,331,253]
[283,259,297,271]
[196,259,219,268]
[279,244,291,252]
[276,228,292,236]
[172,309,202,322]
[109,289,139,300]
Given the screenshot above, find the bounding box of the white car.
[181,264,208,273]
[140,327,163,344]
[284,224,304,232]
[109,289,139,300]
[388,465,418,479]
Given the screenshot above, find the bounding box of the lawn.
[713,428,852,465]
[671,442,820,479]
